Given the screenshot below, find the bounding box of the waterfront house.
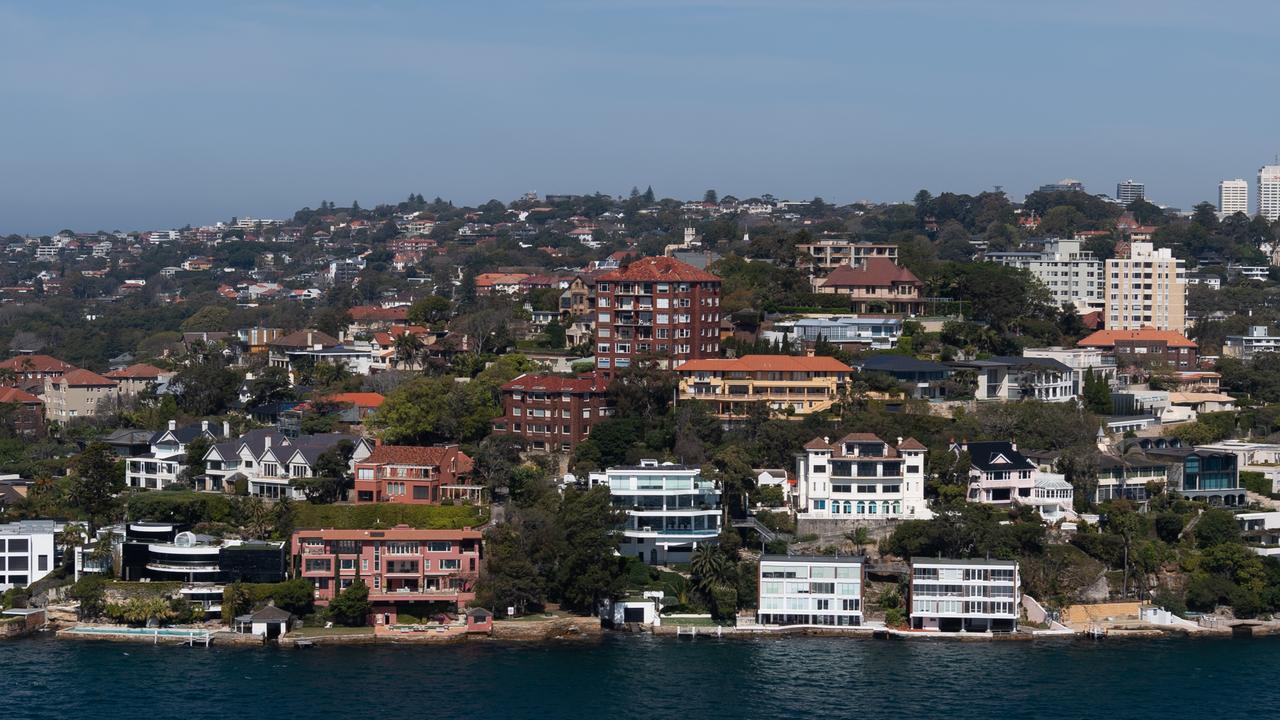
[909,557,1020,633]
[352,444,481,504]
[0,520,58,592]
[1126,438,1245,506]
[592,460,721,565]
[292,525,482,626]
[757,555,864,627]
[794,434,930,520]
[854,355,953,400]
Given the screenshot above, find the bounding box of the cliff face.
[492,616,601,641]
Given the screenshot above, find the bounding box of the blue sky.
[0,0,1276,233]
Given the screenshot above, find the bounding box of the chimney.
[897,436,904,447]
[265,436,272,449]
[1011,441,1017,452]
[223,420,231,438]
[168,419,176,431]
[201,420,209,433]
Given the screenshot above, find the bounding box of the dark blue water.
[3,634,1278,719]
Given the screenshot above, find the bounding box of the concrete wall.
[795,517,899,543]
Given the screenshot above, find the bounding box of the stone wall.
[795,517,900,544]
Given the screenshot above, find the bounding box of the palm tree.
[59,523,89,567]
[845,526,871,556]
[393,332,424,369]
[690,545,733,594]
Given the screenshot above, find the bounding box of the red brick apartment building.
[491,372,613,453]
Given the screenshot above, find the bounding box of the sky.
[1,0,1278,234]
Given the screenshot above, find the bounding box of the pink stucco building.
[291,525,482,625]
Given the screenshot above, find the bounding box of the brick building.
[492,372,613,453]
[353,445,480,504]
[593,256,721,374]
[292,526,482,626]
[1077,327,1199,370]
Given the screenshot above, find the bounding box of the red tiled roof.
[292,526,482,540]
[105,363,168,380]
[269,329,340,348]
[0,387,41,405]
[474,272,530,287]
[60,369,117,387]
[362,445,473,473]
[322,392,385,409]
[0,355,75,373]
[597,256,720,283]
[502,372,609,393]
[897,437,928,451]
[347,305,409,322]
[821,258,920,288]
[838,432,885,443]
[803,438,832,450]
[675,355,852,373]
[1078,327,1197,349]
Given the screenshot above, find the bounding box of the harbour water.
[3,633,1278,719]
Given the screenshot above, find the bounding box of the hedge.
[292,503,488,530]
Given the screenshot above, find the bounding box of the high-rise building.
[1104,241,1187,332]
[985,238,1104,312]
[1258,165,1280,221]
[1116,179,1145,205]
[1037,178,1085,194]
[1219,179,1248,217]
[593,256,721,374]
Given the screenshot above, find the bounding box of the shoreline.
[36,615,1280,647]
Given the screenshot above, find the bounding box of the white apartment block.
[909,557,1019,633]
[594,460,721,565]
[1116,179,1144,205]
[1219,179,1248,217]
[1259,166,1280,221]
[1223,326,1280,360]
[795,434,930,520]
[757,555,864,627]
[985,238,1103,312]
[0,520,58,592]
[1104,242,1187,332]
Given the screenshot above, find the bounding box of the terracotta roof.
[362,445,473,473]
[803,433,900,458]
[269,329,340,348]
[0,355,75,374]
[596,256,720,283]
[105,363,168,380]
[474,272,530,287]
[897,437,928,451]
[322,392,385,409]
[820,258,920,288]
[59,369,117,387]
[1077,327,1197,349]
[838,432,885,443]
[347,305,408,322]
[0,387,41,404]
[502,372,609,394]
[803,438,832,450]
[675,355,852,373]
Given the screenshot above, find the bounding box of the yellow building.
[675,354,853,420]
[1104,242,1187,332]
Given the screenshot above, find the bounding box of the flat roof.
[911,557,1017,567]
[761,554,864,564]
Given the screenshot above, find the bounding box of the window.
[427,541,452,552]
[440,559,460,570]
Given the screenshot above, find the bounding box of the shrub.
[884,607,906,627]
[292,503,486,530]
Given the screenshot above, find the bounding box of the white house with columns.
[795,434,930,520]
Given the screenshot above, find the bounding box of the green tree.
[69,575,107,620]
[551,486,625,612]
[222,581,254,623]
[70,443,124,531]
[1082,368,1112,415]
[1195,508,1241,549]
[407,295,452,326]
[327,578,371,626]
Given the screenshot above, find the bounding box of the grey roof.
[965,441,1036,472]
[246,605,295,623]
[101,428,156,446]
[858,354,951,374]
[952,356,1072,374]
[0,520,59,535]
[911,557,1017,567]
[761,554,865,564]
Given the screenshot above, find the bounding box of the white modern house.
[795,434,930,520]
[757,555,864,627]
[1223,326,1280,361]
[1022,347,1116,396]
[909,557,1020,633]
[126,420,228,490]
[952,356,1076,403]
[0,520,58,592]
[592,460,721,565]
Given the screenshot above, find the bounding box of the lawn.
[291,625,375,637]
[293,503,489,530]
